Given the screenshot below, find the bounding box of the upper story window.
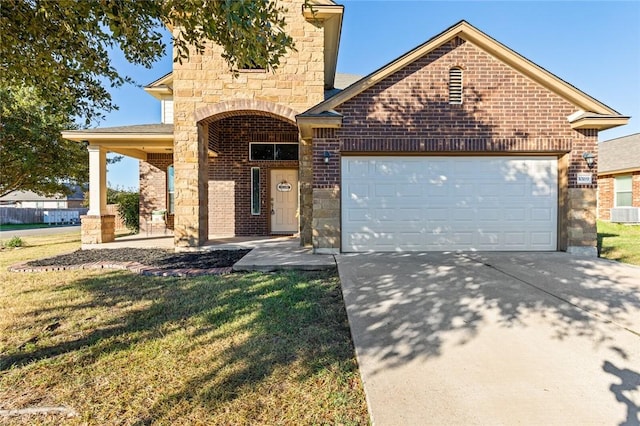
[238,59,266,72]
[449,67,463,104]
[615,175,632,207]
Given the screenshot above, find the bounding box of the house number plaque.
[576,173,592,185]
[277,182,292,192]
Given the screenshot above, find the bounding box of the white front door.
[270,169,299,233]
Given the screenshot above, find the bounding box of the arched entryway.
[198,104,304,238]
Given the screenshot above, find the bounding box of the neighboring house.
[0,186,85,208]
[63,1,629,256]
[597,133,640,223]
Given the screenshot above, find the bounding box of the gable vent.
[449,67,463,104]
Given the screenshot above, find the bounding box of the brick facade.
[207,114,299,236]
[311,37,600,253]
[598,171,640,220]
[140,153,174,234]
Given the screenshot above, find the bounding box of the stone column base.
[81,215,116,244]
[312,187,341,253]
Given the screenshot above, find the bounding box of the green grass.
[0,223,74,231]
[597,220,640,266]
[0,234,368,425]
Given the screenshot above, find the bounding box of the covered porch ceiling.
[62,124,174,160]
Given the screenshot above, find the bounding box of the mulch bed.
[9,248,251,277]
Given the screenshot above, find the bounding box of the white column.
[87,145,107,216]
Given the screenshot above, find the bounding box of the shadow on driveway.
[337,252,640,425]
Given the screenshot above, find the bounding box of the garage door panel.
[342,156,557,252]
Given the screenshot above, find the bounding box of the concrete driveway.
[336,252,640,425]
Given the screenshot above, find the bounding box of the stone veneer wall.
[171,0,325,247]
[311,37,600,253]
[81,215,115,244]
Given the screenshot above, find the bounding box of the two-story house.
[63,0,628,256]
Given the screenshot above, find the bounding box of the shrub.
[115,191,140,233]
[3,236,24,248]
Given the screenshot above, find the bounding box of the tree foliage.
[0,86,88,198]
[0,0,297,125]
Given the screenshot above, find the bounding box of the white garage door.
[341,156,558,252]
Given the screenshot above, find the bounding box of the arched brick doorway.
[201,110,301,237]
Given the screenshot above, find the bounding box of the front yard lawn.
[0,233,368,425]
[597,220,640,266]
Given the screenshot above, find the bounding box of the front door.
[270,169,299,234]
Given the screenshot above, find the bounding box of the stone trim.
[195,99,299,124]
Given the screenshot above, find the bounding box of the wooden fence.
[0,206,127,232]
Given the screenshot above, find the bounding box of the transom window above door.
[250,143,298,161]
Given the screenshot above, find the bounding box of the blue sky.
[104,0,640,190]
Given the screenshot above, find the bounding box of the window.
[250,143,298,161]
[237,58,266,72]
[615,175,632,207]
[449,67,463,104]
[251,167,260,215]
[167,165,175,214]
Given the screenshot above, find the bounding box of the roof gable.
[304,20,626,124]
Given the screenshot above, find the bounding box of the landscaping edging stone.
[8,261,232,277]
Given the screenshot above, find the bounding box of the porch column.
[87,145,107,215]
[173,122,208,249]
[81,144,115,244]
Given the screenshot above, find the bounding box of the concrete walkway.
[233,238,336,272]
[81,234,336,272]
[337,252,640,425]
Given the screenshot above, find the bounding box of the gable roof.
[598,133,640,175]
[144,72,173,100]
[301,20,628,130]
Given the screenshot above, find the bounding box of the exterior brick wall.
[598,175,614,220]
[208,114,298,236]
[598,171,640,220]
[140,153,173,234]
[334,38,596,189]
[172,0,325,247]
[312,128,340,189]
[311,37,601,252]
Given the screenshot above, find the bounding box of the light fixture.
[324,151,331,164]
[582,152,595,169]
